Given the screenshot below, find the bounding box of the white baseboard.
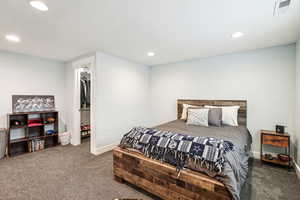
[251,151,260,159]
[294,161,300,179]
[91,141,119,156]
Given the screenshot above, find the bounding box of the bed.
[113,99,251,200]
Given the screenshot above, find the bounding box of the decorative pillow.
[181,104,193,120]
[205,105,240,126]
[186,108,209,127]
[208,108,222,127]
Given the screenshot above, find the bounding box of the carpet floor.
[0,142,299,200]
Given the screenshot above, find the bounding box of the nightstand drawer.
[262,135,288,147]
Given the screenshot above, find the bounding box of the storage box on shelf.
[7,111,59,157]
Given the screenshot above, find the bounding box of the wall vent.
[274,0,291,16]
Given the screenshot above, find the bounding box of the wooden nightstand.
[260,130,291,169]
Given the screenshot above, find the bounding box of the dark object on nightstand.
[265,153,273,160]
[278,154,290,162]
[275,125,285,134]
[260,130,291,170]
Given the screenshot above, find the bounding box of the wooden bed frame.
[113,99,247,200]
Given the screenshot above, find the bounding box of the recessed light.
[5,34,20,42]
[30,1,48,11]
[231,32,244,38]
[147,52,155,57]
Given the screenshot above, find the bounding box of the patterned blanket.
[120,127,234,173]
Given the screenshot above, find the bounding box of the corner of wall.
[296,39,300,168]
[91,141,119,156]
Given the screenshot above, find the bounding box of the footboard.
[113,147,231,200]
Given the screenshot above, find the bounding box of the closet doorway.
[79,69,91,143]
[72,56,95,153]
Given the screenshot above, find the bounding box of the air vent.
[274,0,291,16]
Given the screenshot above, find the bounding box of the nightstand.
[260,130,291,169]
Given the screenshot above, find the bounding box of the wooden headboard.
[177,99,247,126]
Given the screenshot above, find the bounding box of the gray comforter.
[154,120,252,200]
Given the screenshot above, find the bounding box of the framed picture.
[12,95,55,113]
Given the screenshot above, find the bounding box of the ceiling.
[1,0,300,66]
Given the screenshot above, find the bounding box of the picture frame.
[12,95,55,113]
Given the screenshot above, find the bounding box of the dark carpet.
[0,142,299,200]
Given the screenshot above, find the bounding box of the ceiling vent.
[273,0,291,16]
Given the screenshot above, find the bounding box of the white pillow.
[205,105,240,126]
[181,104,193,120]
[186,108,209,127]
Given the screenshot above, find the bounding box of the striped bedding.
[120,127,235,173]
[153,120,252,200]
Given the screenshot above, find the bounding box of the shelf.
[44,133,58,137]
[43,122,55,125]
[261,156,290,166]
[28,134,58,140]
[81,133,90,139]
[10,134,58,143]
[10,144,59,157]
[261,130,289,137]
[10,125,27,129]
[80,108,90,111]
[28,124,44,128]
[11,111,58,115]
[10,137,28,143]
[10,123,56,129]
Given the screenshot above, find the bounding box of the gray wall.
[296,40,300,165]
[150,44,296,155]
[0,51,66,132]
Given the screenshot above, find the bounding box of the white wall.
[94,52,150,149]
[64,53,150,152]
[0,51,66,132]
[295,40,300,165]
[64,54,97,147]
[150,45,296,154]
[64,62,74,137]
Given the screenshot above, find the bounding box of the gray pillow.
[208,108,222,127]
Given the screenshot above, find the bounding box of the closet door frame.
[72,56,95,153]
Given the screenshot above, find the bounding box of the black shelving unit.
[7,111,59,157]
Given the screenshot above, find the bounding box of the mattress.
[153,120,252,200]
